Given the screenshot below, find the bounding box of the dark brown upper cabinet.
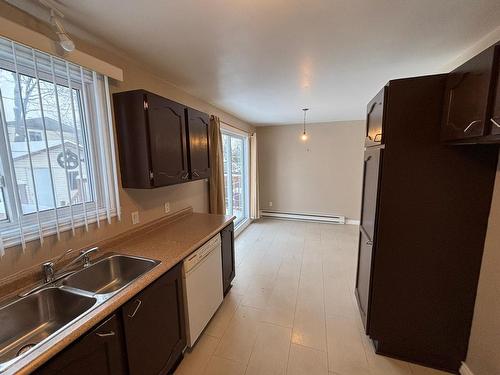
[113,90,189,188]
[491,55,500,136]
[365,87,386,147]
[185,107,210,180]
[441,43,500,144]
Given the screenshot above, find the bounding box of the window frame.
[0,40,119,249]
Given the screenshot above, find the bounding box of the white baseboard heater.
[260,210,346,224]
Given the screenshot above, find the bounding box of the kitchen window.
[0,37,120,252]
[222,129,249,228]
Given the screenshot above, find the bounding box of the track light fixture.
[39,0,75,52]
[50,9,75,52]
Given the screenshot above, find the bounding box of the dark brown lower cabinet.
[122,263,186,375]
[36,263,186,375]
[36,314,127,375]
[221,222,235,295]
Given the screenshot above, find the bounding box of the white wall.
[257,121,365,221]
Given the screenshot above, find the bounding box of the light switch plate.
[131,211,140,225]
[269,201,273,207]
[164,202,170,214]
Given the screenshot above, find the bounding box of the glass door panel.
[222,131,248,228]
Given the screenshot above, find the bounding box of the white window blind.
[0,36,121,255]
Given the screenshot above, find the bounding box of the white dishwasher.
[182,233,223,347]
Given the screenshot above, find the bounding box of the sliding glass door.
[222,130,249,228]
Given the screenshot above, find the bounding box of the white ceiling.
[10,0,500,125]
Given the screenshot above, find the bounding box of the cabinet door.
[489,49,500,136]
[366,87,385,147]
[355,229,374,331]
[147,94,189,186]
[360,148,382,241]
[36,315,126,375]
[185,108,210,180]
[441,46,496,141]
[221,222,235,295]
[113,90,153,188]
[122,264,186,375]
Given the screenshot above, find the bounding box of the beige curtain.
[250,132,260,219]
[209,115,226,214]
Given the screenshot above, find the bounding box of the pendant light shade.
[301,108,309,141]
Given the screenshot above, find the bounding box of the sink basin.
[62,254,160,295]
[0,287,96,366]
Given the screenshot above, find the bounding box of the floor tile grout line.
[322,232,334,374]
[291,341,328,353]
[284,234,305,375]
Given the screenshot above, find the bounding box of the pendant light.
[301,108,309,141]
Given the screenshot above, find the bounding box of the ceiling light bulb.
[58,33,75,52]
[301,132,308,141]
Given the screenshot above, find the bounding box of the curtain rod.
[220,120,236,128]
[219,119,253,135]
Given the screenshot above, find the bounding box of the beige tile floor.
[175,219,450,375]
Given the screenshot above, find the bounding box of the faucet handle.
[42,262,55,284]
[81,247,99,267]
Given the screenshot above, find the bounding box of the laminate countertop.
[1,210,234,375]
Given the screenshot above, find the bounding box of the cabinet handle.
[192,170,200,177]
[128,299,142,318]
[463,120,482,133]
[96,331,116,337]
[181,172,189,180]
[366,240,373,246]
[491,118,500,128]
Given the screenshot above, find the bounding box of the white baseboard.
[260,210,346,224]
[460,362,475,375]
[346,219,360,225]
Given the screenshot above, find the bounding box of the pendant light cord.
[303,108,309,134]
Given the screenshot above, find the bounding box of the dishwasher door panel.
[183,245,223,347]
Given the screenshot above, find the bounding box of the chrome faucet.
[20,247,100,297]
[41,247,99,284]
[81,247,99,268]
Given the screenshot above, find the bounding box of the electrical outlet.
[269,201,273,207]
[164,202,170,214]
[131,211,140,225]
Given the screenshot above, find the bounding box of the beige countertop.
[1,210,234,375]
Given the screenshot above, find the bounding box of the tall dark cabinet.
[355,74,499,373]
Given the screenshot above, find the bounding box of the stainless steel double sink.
[0,253,160,371]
